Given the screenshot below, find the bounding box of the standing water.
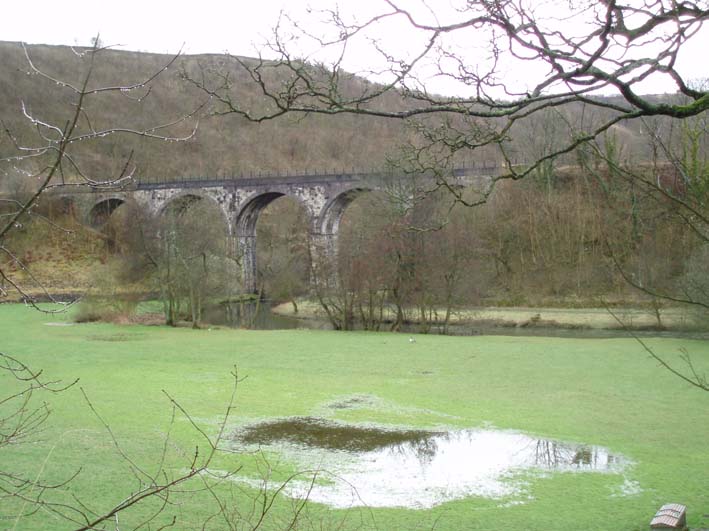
[230,417,630,509]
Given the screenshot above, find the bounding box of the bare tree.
[186,0,708,203]
[185,2,709,392]
[256,198,310,314]
[584,109,708,310]
[0,39,201,527]
[0,42,325,529]
[1,355,331,529]
[575,109,709,391]
[0,41,200,309]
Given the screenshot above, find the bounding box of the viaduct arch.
[72,168,495,293]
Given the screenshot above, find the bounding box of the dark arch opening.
[87,198,128,254]
[235,192,311,295]
[160,193,231,243]
[158,194,231,258]
[255,196,311,305]
[88,198,125,229]
[236,192,287,237]
[155,193,234,327]
[317,187,373,235]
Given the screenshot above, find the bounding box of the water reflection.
[205,300,704,339]
[530,439,618,470]
[232,418,629,509]
[236,416,441,453]
[204,300,305,330]
[206,299,342,330]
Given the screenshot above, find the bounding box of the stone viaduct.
[71,166,500,293]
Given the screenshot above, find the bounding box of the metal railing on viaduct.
[130,161,508,189]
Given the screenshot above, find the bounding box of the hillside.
[0,41,419,181]
[0,41,665,186]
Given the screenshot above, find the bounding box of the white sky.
[4,0,709,96]
[3,0,289,55]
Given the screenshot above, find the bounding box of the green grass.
[2,303,708,530]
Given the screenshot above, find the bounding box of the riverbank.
[272,299,708,333]
[4,288,707,335]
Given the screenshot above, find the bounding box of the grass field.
[2,303,708,530]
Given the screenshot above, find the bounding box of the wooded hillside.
[0,41,417,181]
[0,41,665,182]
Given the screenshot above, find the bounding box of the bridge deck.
[67,163,514,193]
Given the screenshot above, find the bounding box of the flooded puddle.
[237,416,441,452]
[231,417,629,509]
